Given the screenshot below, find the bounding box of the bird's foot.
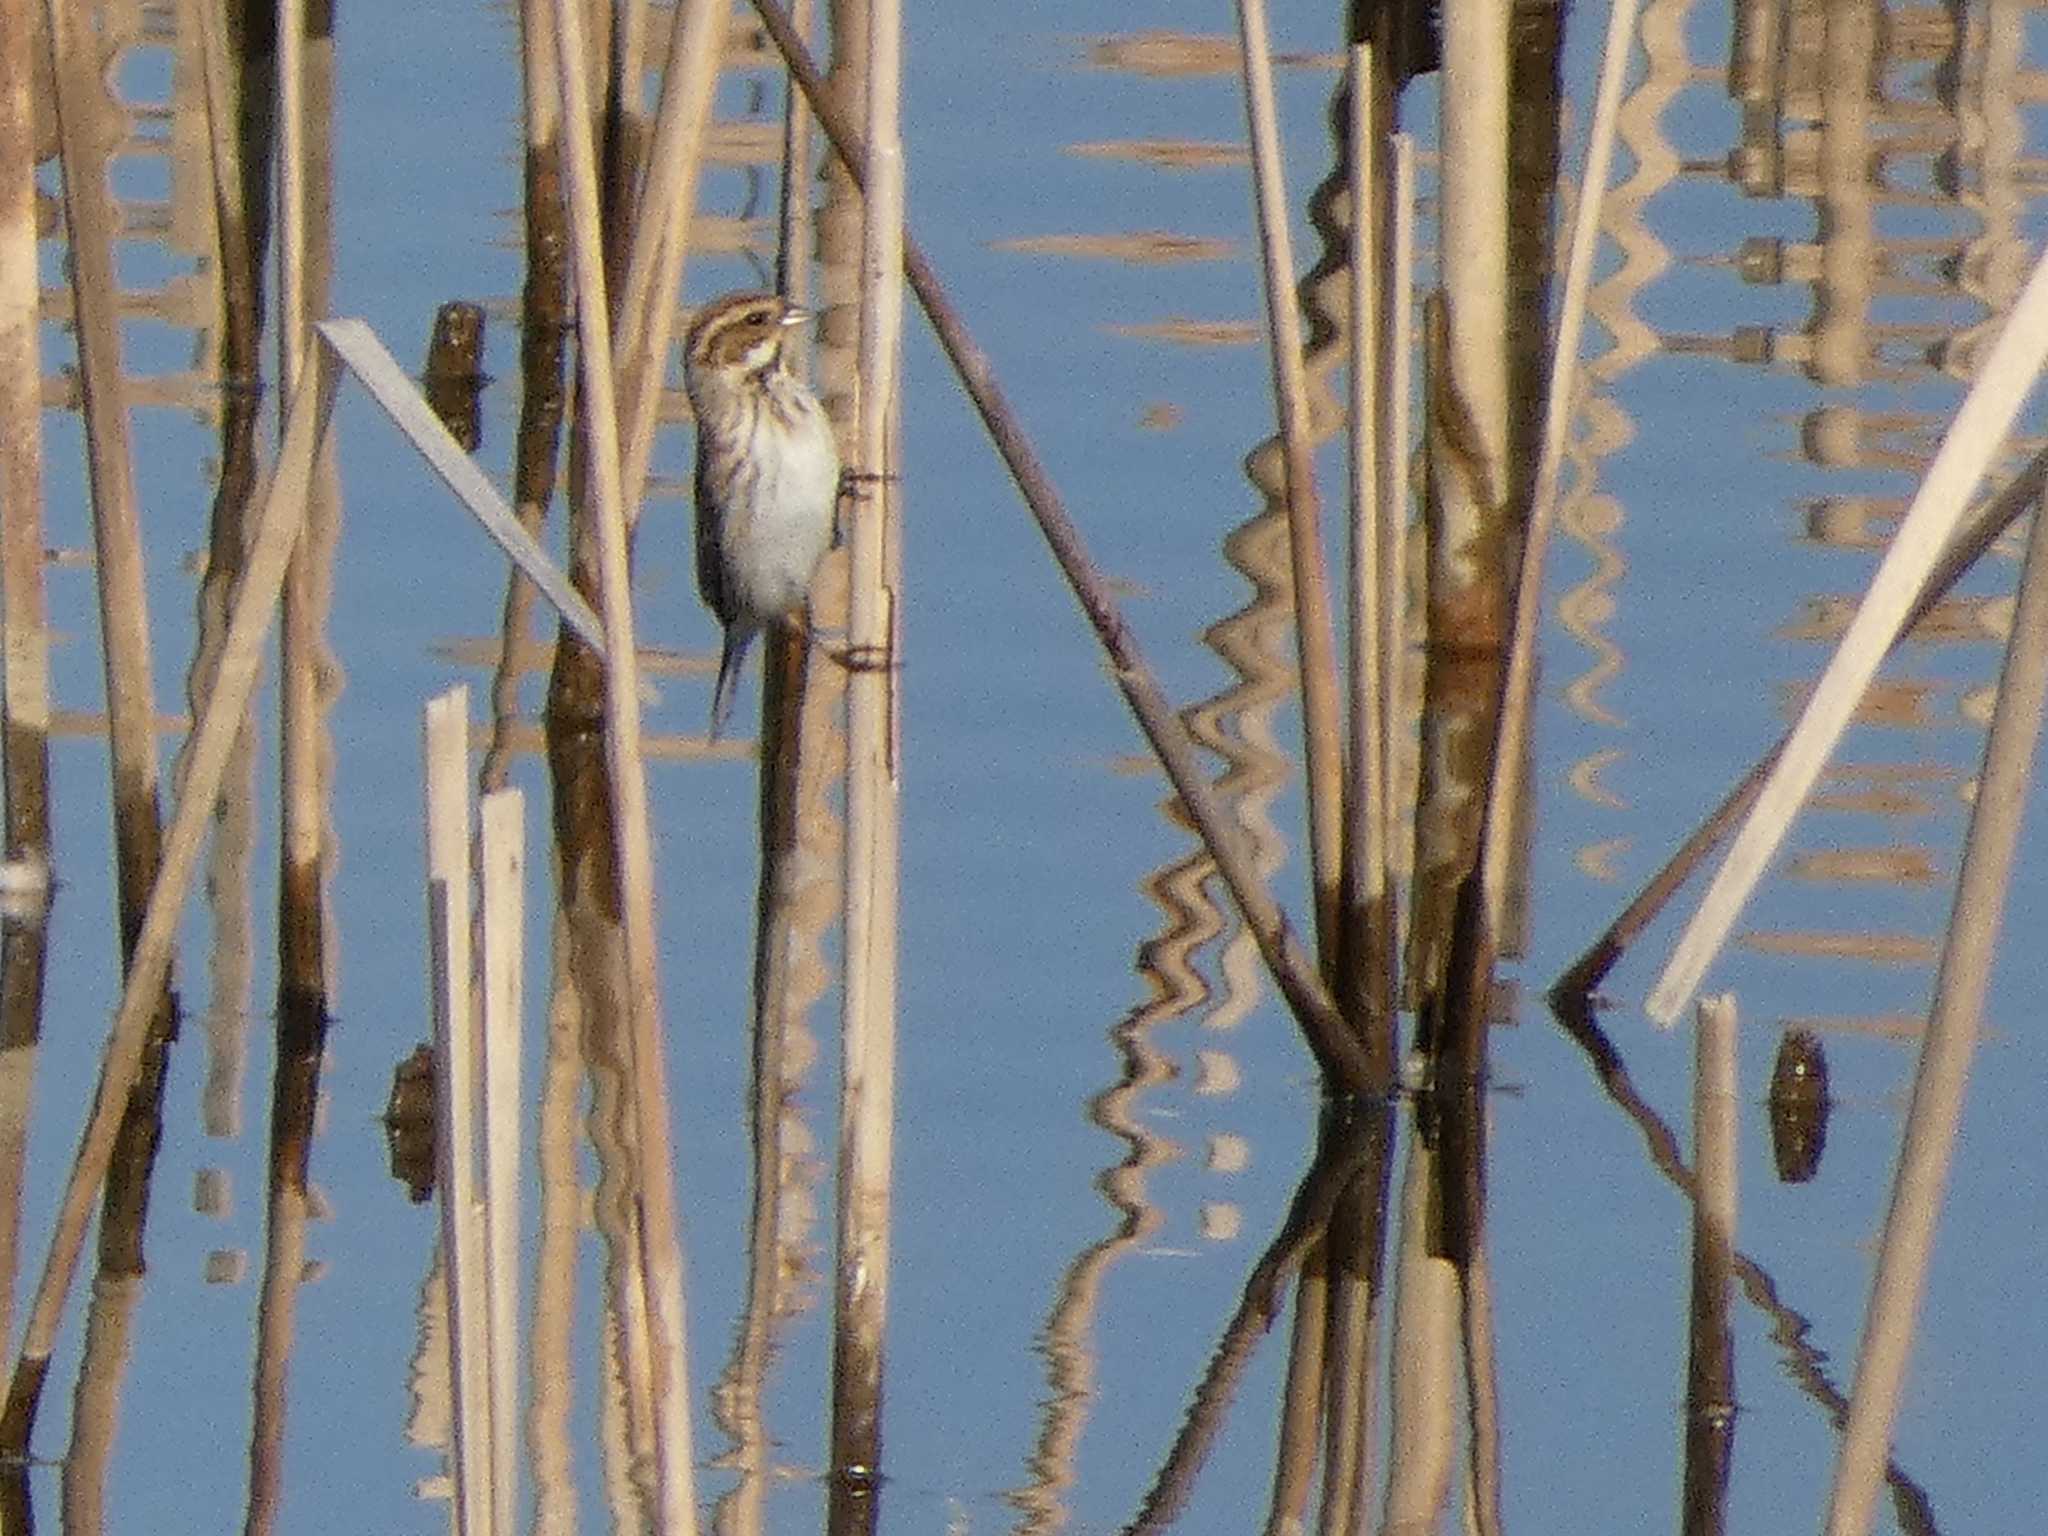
[837,467,900,502]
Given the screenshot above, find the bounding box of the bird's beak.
[779,307,812,328]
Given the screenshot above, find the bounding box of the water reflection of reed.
[1550,993,1939,1536]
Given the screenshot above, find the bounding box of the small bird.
[683,291,841,740]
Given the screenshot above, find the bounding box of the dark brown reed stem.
[746,0,1372,1094]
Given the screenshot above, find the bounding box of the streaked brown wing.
[693,437,731,621]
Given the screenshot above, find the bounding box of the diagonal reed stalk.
[0,354,338,1442]
[1822,476,2048,1536]
[745,0,1372,1093]
[1649,243,2048,1024]
[1552,437,2048,1001]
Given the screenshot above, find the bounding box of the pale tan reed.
[425,689,493,1536]
[1236,0,1347,963]
[1823,477,2048,1536]
[2,355,338,1433]
[1651,245,2048,1023]
[546,0,700,1526]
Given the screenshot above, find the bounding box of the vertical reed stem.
[0,0,50,878]
[45,0,167,961]
[478,789,526,1536]
[1236,0,1347,968]
[833,0,903,1514]
[548,0,700,1525]
[1341,42,1392,1060]
[613,0,731,520]
[1479,0,1643,933]
[425,690,492,1536]
[1683,993,1738,1536]
[1381,134,1417,921]
[0,0,51,1367]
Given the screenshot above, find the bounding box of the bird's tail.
[708,625,755,742]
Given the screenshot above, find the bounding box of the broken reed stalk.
[478,789,526,1536]
[1649,244,2048,1024]
[1478,0,1642,933]
[547,0,701,1526]
[614,0,730,520]
[313,320,608,655]
[1822,479,2048,1536]
[424,690,494,1536]
[0,356,338,1440]
[831,0,905,1500]
[48,0,167,963]
[1340,41,1397,1064]
[1552,438,2048,1001]
[745,0,1371,1093]
[1236,0,1347,968]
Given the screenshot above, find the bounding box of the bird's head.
[683,291,809,389]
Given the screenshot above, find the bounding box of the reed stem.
[1479,0,1643,932]
[547,0,700,1524]
[1822,477,2048,1536]
[1236,0,1346,968]
[832,0,905,1508]
[746,0,1370,1092]
[1651,243,2048,1023]
[1,354,338,1442]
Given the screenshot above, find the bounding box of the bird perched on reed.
[683,291,841,740]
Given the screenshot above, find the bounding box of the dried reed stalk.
[745,0,1371,1092]
[1341,42,1394,1054]
[46,0,166,959]
[614,0,731,518]
[774,0,816,302]
[425,690,493,1536]
[1381,134,1417,926]
[1554,438,2048,1001]
[548,0,701,1526]
[1822,480,2048,1536]
[1479,0,1643,932]
[1650,246,2048,1023]
[275,0,334,1036]
[316,320,608,652]
[0,355,338,1440]
[0,0,50,874]
[478,789,526,1536]
[832,0,906,1500]
[1236,0,1346,964]
[0,1,52,1365]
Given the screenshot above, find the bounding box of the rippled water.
[12,0,2048,1532]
